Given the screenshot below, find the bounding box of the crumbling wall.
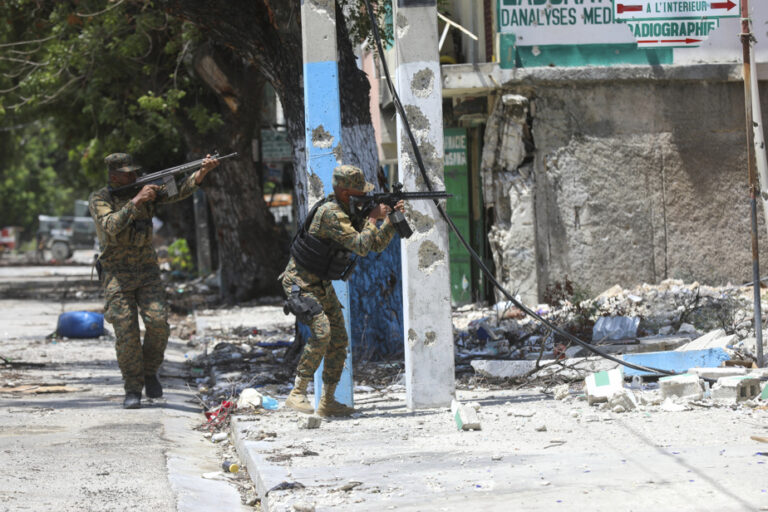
[484,76,768,300]
[481,94,538,304]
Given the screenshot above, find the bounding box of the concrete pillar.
[300,0,353,407]
[394,0,455,409]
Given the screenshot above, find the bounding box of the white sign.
[626,18,719,46]
[498,0,634,46]
[614,0,739,21]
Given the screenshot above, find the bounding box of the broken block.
[687,367,747,380]
[451,399,481,431]
[607,389,638,412]
[297,416,322,429]
[659,374,703,400]
[711,376,762,402]
[585,368,624,405]
[760,382,768,401]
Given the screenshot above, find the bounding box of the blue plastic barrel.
[57,311,104,338]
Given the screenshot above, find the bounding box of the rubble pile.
[454,279,766,383]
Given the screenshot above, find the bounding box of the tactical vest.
[290,198,357,281]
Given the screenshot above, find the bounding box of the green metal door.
[444,127,472,305]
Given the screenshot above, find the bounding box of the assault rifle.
[110,152,238,198]
[349,182,452,238]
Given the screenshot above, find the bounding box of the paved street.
[0,263,248,512]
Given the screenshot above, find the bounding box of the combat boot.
[144,374,163,398]
[123,392,141,409]
[285,377,314,414]
[316,383,355,417]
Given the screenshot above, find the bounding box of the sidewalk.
[229,384,768,511]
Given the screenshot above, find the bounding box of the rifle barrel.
[112,152,238,193]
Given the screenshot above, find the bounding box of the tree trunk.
[184,43,289,302]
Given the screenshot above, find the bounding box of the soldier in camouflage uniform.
[282,165,404,417]
[89,152,220,409]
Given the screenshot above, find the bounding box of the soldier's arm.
[89,191,137,236]
[367,218,396,252]
[317,207,387,257]
[156,173,198,205]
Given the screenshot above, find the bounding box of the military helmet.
[332,165,373,192]
[105,153,141,174]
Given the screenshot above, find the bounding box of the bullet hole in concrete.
[312,125,334,149]
[333,144,343,164]
[407,207,435,234]
[396,13,409,39]
[408,328,418,348]
[424,331,436,347]
[411,68,434,99]
[403,105,429,134]
[309,173,324,205]
[418,240,444,272]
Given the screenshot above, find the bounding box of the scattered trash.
[267,481,306,495]
[606,389,638,413]
[0,384,82,394]
[262,396,280,410]
[534,424,547,432]
[237,388,263,409]
[56,311,104,338]
[751,436,768,444]
[211,432,228,443]
[221,460,240,473]
[202,400,236,431]
[553,384,570,400]
[592,316,639,341]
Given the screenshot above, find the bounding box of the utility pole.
[394,0,456,408]
[301,0,354,405]
[741,0,765,368]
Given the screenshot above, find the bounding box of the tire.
[51,241,71,261]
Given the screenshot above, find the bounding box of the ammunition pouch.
[283,285,323,325]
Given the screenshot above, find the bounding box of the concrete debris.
[553,383,570,400]
[451,399,481,431]
[297,416,322,430]
[585,369,624,405]
[606,389,638,413]
[675,329,736,352]
[534,424,547,432]
[687,367,748,380]
[711,376,762,402]
[660,397,691,412]
[337,481,362,492]
[659,374,704,400]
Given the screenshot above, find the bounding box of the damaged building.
[368,1,768,306]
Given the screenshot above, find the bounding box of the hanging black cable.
[362,0,682,379]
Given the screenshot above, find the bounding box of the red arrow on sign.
[637,38,702,45]
[616,3,643,14]
[710,0,737,10]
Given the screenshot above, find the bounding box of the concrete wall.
[473,65,768,301]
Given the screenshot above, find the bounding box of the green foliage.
[168,238,194,273]
[340,0,394,49]
[0,0,220,236]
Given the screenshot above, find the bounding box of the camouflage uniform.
[282,165,396,387]
[89,153,199,394]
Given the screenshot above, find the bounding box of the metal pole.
[741,0,765,368]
